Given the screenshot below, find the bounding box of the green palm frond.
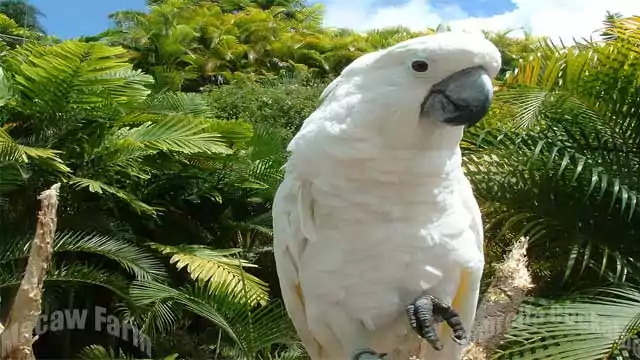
[144,91,214,118]
[493,88,551,129]
[497,286,640,360]
[0,138,22,163]
[77,344,180,360]
[0,67,14,106]
[501,21,640,141]
[67,177,158,215]
[0,230,167,281]
[182,283,297,359]
[5,41,154,115]
[0,261,130,299]
[214,124,287,194]
[201,119,254,146]
[53,231,167,281]
[463,125,639,283]
[149,243,269,305]
[112,115,233,155]
[124,296,182,340]
[129,280,240,344]
[129,279,297,359]
[115,114,253,150]
[0,159,26,194]
[77,345,134,360]
[237,212,275,238]
[0,127,70,173]
[261,343,306,360]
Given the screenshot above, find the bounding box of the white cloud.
[319,0,640,42]
[321,0,465,32]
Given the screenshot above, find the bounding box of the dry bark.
[0,184,60,360]
[462,237,534,360]
[397,237,534,360]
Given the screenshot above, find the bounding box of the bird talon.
[451,334,467,345]
[406,293,468,351]
[352,348,387,360]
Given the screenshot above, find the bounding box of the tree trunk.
[1,184,60,360]
[462,237,534,360]
[384,237,534,360]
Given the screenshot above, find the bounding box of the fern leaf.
[149,243,269,306]
[67,177,158,215]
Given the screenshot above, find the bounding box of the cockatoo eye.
[411,60,429,73]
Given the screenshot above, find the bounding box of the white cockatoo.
[272,32,501,360]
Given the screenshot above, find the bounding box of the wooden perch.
[1,184,60,360]
[462,237,534,360]
[395,237,534,360]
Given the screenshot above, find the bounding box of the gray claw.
[451,334,468,345]
[351,349,387,360]
[406,293,467,351]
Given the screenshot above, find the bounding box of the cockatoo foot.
[351,348,388,360]
[406,294,468,351]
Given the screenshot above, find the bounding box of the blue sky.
[31,0,515,39]
[376,0,515,17]
[26,0,640,42]
[31,0,146,39]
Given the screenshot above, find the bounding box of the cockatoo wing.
[273,176,326,359]
[455,174,485,332]
[460,175,484,254]
[422,175,485,360]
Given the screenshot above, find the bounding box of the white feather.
[274,32,500,360]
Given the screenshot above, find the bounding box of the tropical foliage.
[462,15,640,359]
[0,0,45,33]
[0,0,638,359]
[0,35,296,359]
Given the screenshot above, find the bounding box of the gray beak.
[419,66,493,127]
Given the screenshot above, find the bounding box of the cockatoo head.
[319,31,501,148]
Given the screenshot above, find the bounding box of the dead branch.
[1,183,60,360]
[463,237,534,360]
